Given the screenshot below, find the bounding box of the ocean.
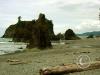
[0,36,87,55]
[0,38,27,55]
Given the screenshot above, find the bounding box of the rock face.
[87,34,94,38]
[55,33,64,40]
[2,25,15,38]
[3,13,54,49]
[13,20,34,42]
[27,14,52,49]
[65,29,80,40]
[3,14,55,41]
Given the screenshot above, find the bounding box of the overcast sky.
[0,0,100,36]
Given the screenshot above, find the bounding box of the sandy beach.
[0,38,100,75]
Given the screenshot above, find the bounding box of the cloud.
[55,19,100,34]
[74,20,100,33]
[0,0,100,37]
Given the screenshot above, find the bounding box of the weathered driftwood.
[40,61,100,75]
[7,59,31,65]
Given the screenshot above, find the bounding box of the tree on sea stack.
[64,29,80,40]
[27,13,52,49]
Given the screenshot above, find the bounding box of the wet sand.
[0,38,100,75]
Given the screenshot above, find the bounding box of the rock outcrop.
[3,14,55,41]
[3,13,54,49]
[55,33,64,40]
[2,25,15,38]
[87,34,94,38]
[65,29,80,40]
[13,20,34,42]
[27,14,52,49]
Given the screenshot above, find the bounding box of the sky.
[0,0,100,36]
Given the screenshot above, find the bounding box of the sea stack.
[3,13,55,49]
[65,29,80,40]
[27,13,52,49]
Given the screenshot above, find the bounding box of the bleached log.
[7,59,31,65]
[40,61,100,75]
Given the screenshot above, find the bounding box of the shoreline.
[0,39,100,75]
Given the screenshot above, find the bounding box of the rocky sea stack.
[65,29,80,40]
[3,13,55,49]
[2,25,15,38]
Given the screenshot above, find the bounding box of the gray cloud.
[0,0,100,37]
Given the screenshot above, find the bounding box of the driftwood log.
[7,59,31,65]
[40,61,100,75]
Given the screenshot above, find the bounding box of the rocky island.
[3,13,55,49]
